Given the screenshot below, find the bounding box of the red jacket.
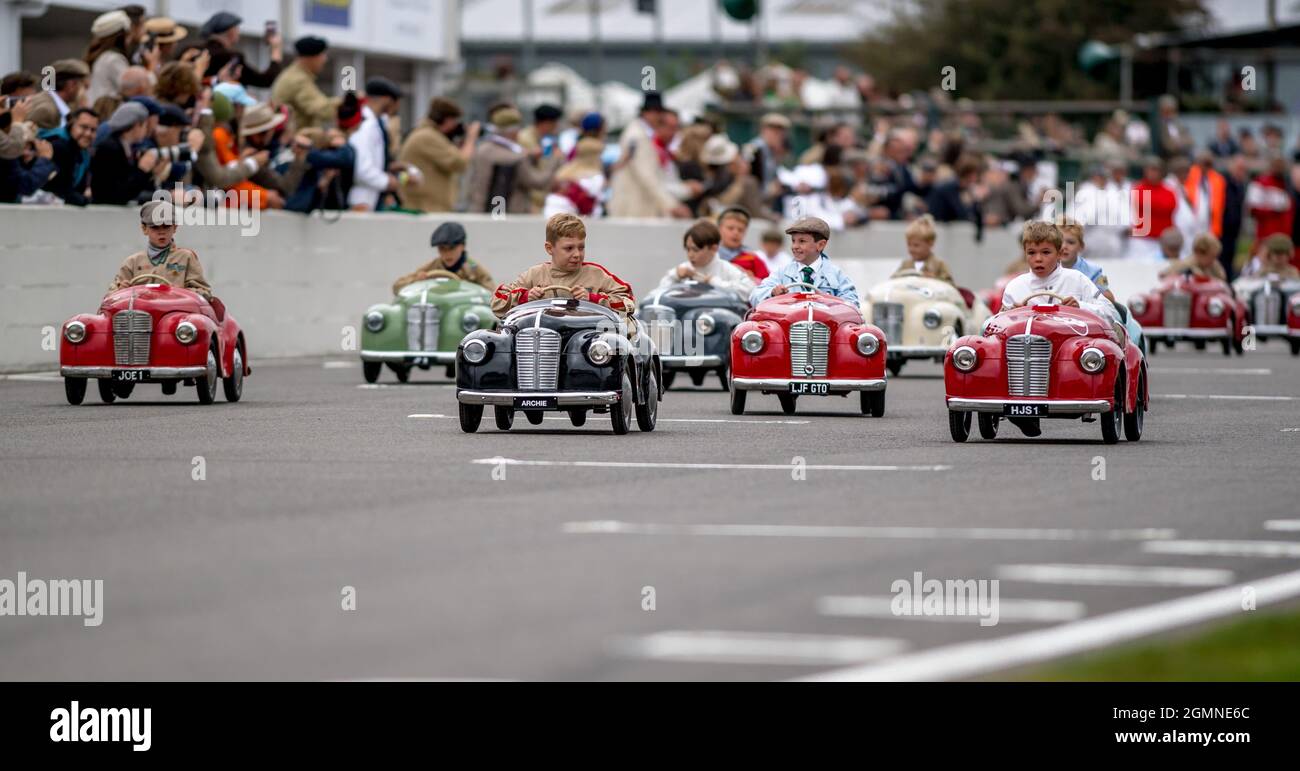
[1131,180,1177,240]
[1247,174,1294,259]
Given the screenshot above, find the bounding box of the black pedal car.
[637,279,749,389]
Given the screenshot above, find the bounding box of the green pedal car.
[360,271,497,383]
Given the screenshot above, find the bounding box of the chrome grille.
[112,310,152,365]
[516,327,561,390]
[872,302,904,345]
[789,321,830,377]
[1163,290,1191,329]
[1006,334,1051,397]
[406,303,441,352]
[1252,289,1282,327]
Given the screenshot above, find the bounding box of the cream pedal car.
[863,270,991,376]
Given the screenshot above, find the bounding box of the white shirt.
[52,91,70,125]
[347,105,390,209]
[1001,265,1117,324]
[759,249,792,274]
[656,255,756,300]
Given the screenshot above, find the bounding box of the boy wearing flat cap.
[749,216,858,306]
[392,221,495,294]
[110,200,211,298]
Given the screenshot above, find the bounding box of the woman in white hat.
[85,10,135,104]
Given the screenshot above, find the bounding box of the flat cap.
[106,101,149,133]
[200,11,242,38]
[50,58,90,78]
[784,216,831,241]
[294,35,328,56]
[365,77,402,100]
[157,103,190,127]
[430,221,467,247]
[140,199,175,226]
[489,105,522,129]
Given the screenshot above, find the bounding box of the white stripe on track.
[996,563,1233,587]
[563,520,1176,541]
[409,414,810,425]
[817,596,1086,623]
[1264,520,1300,531]
[1154,393,1295,401]
[1142,540,1300,559]
[611,631,906,666]
[481,459,949,472]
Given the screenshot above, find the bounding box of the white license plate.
[1004,403,1046,417]
[788,381,829,395]
[112,369,149,382]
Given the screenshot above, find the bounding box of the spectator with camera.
[397,96,480,213]
[90,101,163,205]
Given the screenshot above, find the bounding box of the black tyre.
[196,345,218,404]
[860,389,885,417]
[568,409,587,427]
[458,402,483,433]
[388,362,411,383]
[1220,336,1232,356]
[636,368,658,432]
[1101,372,1124,445]
[978,412,1000,440]
[1124,369,1145,442]
[949,410,971,442]
[363,361,382,383]
[610,371,633,435]
[445,364,456,378]
[161,381,177,395]
[729,385,746,415]
[97,378,116,404]
[716,365,730,391]
[64,377,87,405]
[689,370,706,387]
[887,359,904,377]
[777,393,797,414]
[223,346,244,403]
[1193,339,1206,351]
[663,370,676,389]
[494,407,514,430]
[111,381,134,399]
[525,410,544,425]
[1290,338,1300,356]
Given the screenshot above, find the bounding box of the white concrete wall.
[0,206,1160,372]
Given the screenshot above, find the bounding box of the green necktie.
[801,265,814,286]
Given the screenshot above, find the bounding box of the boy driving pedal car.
[491,213,636,317]
[657,219,756,300]
[891,214,954,283]
[750,217,859,306]
[109,200,212,299]
[392,221,495,295]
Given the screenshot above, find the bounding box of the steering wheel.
[421,269,460,280]
[892,269,925,278]
[1019,290,1071,307]
[534,284,579,299]
[780,281,818,294]
[129,273,172,286]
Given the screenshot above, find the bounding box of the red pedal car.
[729,283,888,416]
[1128,273,1247,355]
[59,276,248,405]
[944,291,1147,444]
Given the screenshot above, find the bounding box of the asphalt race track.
[2,345,1298,681]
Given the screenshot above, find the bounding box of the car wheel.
[1193,339,1205,351]
[636,367,658,432]
[860,389,885,417]
[494,407,514,431]
[97,378,116,404]
[161,381,177,395]
[223,346,244,403]
[777,393,797,415]
[1233,335,1245,355]
[689,369,706,387]
[1124,370,1145,442]
[111,381,134,399]
[948,410,971,442]
[663,370,676,389]
[568,409,587,427]
[388,362,411,383]
[363,361,382,383]
[1101,372,1124,444]
[1290,338,1300,356]
[196,345,218,404]
[64,377,87,405]
[978,412,1000,440]
[717,365,730,390]
[445,365,456,379]
[458,402,483,433]
[887,359,903,377]
[729,385,746,415]
[610,371,633,435]
[525,411,544,425]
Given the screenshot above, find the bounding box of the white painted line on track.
[1143,540,1300,559]
[1281,428,1300,433]
[1265,520,1300,531]
[1154,393,1296,401]
[611,630,906,666]
[563,520,1177,541]
[322,361,354,369]
[798,567,1300,681]
[358,383,453,389]
[0,371,60,381]
[409,414,810,425]
[483,459,949,472]
[817,596,1086,623]
[1148,367,1272,375]
[996,563,1232,587]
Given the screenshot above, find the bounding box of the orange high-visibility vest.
[1184,165,1226,238]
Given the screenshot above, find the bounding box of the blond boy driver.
[491,213,636,317]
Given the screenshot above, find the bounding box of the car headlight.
[1079,346,1106,373]
[365,311,385,332]
[461,311,481,333]
[923,308,942,329]
[1206,297,1225,317]
[1129,296,1147,315]
[462,338,488,364]
[587,338,614,366]
[952,345,978,372]
[695,314,716,336]
[63,321,86,344]
[855,332,880,356]
[175,321,198,344]
[740,330,764,354]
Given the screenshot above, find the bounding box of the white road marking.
[1148,367,1271,375]
[1281,428,1300,433]
[482,459,950,472]
[1143,540,1300,559]
[611,630,906,666]
[799,567,1300,681]
[996,563,1232,587]
[358,383,453,389]
[1265,520,1300,531]
[408,415,810,425]
[0,371,60,381]
[563,520,1176,541]
[322,361,354,369]
[1154,393,1296,401]
[817,596,1086,623]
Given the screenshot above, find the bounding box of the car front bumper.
[1253,324,1294,336]
[731,377,886,392]
[1142,327,1231,339]
[456,390,621,407]
[61,366,207,378]
[889,345,948,359]
[660,354,724,369]
[360,350,457,364]
[947,397,1112,414]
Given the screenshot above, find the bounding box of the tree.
[845,0,1210,99]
